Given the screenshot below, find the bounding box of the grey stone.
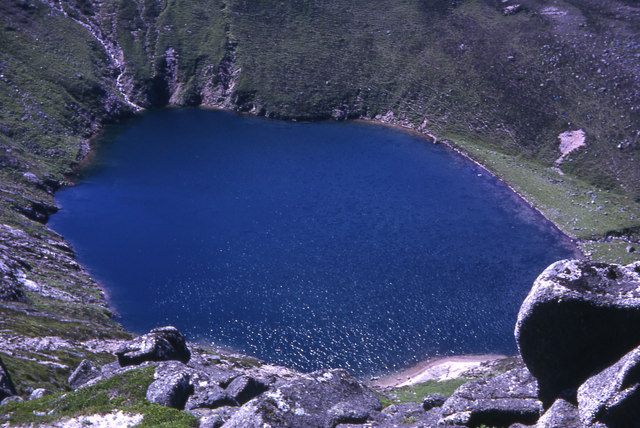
[577,345,640,427]
[199,367,238,388]
[16,200,58,224]
[0,395,23,406]
[223,369,380,427]
[28,388,52,401]
[225,375,267,405]
[185,383,235,410]
[423,393,446,411]
[186,354,238,387]
[516,260,640,405]
[536,398,579,428]
[440,365,543,426]
[189,406,238,428]
[0,357,16,402]
[68,359,101,389]
[378,402,443,427]
[22,172,39,184]
[327,401,371,427]
[116,326,190,366]
[146,370,193,409]
[504,4,522,15]
[0,277,25,303]
[222,398,286,428]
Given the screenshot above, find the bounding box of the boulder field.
[3,260,640,427]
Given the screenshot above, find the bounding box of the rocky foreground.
[1,259,640,427]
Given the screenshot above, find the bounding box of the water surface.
[50,109,577,376]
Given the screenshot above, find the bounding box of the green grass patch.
[581,240,640,265]
[442,136,640,263]
[0,366,198,427]
[379,377,471,408]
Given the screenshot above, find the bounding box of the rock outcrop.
[515,260,640,405]
[423,393,447,411]
[577,345,640,427]
[377,402,443,427]
[535,398,580,428]
[115,326,190,366]
[146,370,193,409]
[12,258,640,427]
[0,357,16,402]
[68,359,101,390]
[439,365,542,426]
[222,369,381,427]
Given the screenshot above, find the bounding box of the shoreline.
[369,354,508,389]
[357,117,584,258]
[59,107,581,386]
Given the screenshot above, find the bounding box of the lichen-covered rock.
[222,398,287,428]
[423,393,447,411]
[0,277,25,302]
[535,398,579,428]
[189,406,238,428]
[0,396,22,406]
[326,401,372,426]
[16,200,58,224]
[115,326,190,366]
[225,375,267,406]
[68,359,101,390]
[0,356,16,402]
[146,370,193,409]
[28,388,52,401]
[516,260,640,405]
[223,369,380,427]
[577,345,640,427]
[439,366,542,426]
[376,402,443,427]
[185,383,234,410]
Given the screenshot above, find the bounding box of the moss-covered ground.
[0,366,198,427]
[379,378,472,408]
[0,1,639,424]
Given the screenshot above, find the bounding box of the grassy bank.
[445,136,640,264]
[0,1,639,419]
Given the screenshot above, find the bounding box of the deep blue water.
[50,109,577,376]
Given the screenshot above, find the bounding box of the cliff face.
[1,0,640,422]
[93,0,640,197]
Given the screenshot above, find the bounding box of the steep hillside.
[1,0,640,416]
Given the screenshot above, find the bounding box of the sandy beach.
[370,354,508,389]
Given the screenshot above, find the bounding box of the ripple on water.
[50,109,578,376]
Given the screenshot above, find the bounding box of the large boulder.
[535,398,580,428]
[146,370,193,409]
[225,376,267,406]
[516,260,640,405]
[376,402,443,427]
[439,365,543,426]
[185,383,235,411]
[68,359,101,390]
[28,388,52,401]
[577,345,640,427]
[0,357,16,401]
[115,326,190,366]
[223,369,381,427]
[423,393,447,411]
[0,277,25,303]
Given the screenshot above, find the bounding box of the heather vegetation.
[1,0,640,425]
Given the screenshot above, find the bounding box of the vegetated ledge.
[1,0,640,426]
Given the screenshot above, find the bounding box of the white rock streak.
[556,129,586,164]
[44,0,143,111]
